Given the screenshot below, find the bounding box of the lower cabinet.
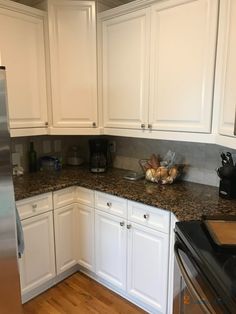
[127,222,169,313]
[54,204,77,274]
[19,211,55,295]
[95,210,127,291]
[18,188,171,313]
[77,203,95,271]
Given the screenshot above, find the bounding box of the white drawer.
[16,193,53,220]
[76,187,94,207]
[128,201,170,233]
[95,191,127,218]
[53,187,75,209]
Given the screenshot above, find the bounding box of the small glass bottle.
[28,142,37,172]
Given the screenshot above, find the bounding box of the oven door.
[173,236,227,314]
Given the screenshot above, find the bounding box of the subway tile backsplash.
[11,135,236,187]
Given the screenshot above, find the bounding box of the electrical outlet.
[109,141,116,153]
[54,140,61,153]
[43,140,51,154]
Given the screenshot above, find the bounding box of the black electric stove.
[175,221,236,313]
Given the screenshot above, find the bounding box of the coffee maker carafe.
[89,139,108,173]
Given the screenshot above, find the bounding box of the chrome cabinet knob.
[120,221,125,227]
[144,214,149,219]
[107,202,112,208]
[141,123,145,129]
[127,224,132,229]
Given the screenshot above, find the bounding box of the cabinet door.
[77,204,95,271]
[102,9,150,130]
[48,0,97,128]
[127,222,169,313]
[0,6,48,129]
[19,212,55,294]
[149,0,218,133]
[95,210,126,290]
[216,0,236,137]
[54,204,77,274]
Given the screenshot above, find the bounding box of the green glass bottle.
[28,142,37,172]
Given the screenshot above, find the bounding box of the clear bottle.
[28,142,37,172]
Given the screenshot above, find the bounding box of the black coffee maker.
[89,138,109,173]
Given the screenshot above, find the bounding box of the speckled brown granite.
[13,167,236,221]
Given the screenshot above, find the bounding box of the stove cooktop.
[175,221,236,312]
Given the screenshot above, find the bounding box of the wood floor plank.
[23,272,147,314]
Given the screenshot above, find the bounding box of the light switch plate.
[12,152,20,166]
[15,144,23,156]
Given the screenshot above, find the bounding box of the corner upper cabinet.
[46,0,98,131]
[214,0,236,139]
[0,2,48,136]
[149,0,218,133]
[101,0,218,136]
[101,9,150,130]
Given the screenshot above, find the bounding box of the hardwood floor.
[23,272,147,314]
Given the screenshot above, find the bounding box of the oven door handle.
[174,242,213,314]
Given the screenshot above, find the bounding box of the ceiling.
[12,0,133,10]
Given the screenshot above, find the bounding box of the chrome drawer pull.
[107,202,112,208]
[120,221,125,227]
[127,224,132,229]
[144,214,149,219]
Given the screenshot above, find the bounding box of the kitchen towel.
[15,207,24,258]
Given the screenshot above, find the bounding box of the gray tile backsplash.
[11,135,236,187]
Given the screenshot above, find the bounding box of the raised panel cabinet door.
[77,204,95,271]
[216,0,236,137]
[19,212,55,294]
[102,9,150,129]
[0,6,48,129]
[54,204,77,274]
[95,210,127,290]
[127,223,169,313]
[149,0,218,133]
[48,0,97,128]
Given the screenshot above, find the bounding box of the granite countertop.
[13,167,236,221]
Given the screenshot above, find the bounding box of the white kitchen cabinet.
[18,211,55,295]
[54,204,77,274]
[95,210,127,290]
[149,0,218,133]
[77,204,95,271]
[0,1,48,135]
[46,0,98,131]
[100,0,218,138]
[127,222,169,313]
[214,0,236,140]
[102,9,150,130]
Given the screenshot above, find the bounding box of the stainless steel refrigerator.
[0,66,23,313]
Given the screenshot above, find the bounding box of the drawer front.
[17,193,53,220]
[128,201,170,233]
[53,187,75,209]
[76,187,94,207]
[95,192,127,218]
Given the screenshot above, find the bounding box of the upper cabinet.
[46,0,98,133]
[100,0,219,139]
[214,0,236,145]
[149,0,218,133]
[0,1,48,136]
[102,9,150,130]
